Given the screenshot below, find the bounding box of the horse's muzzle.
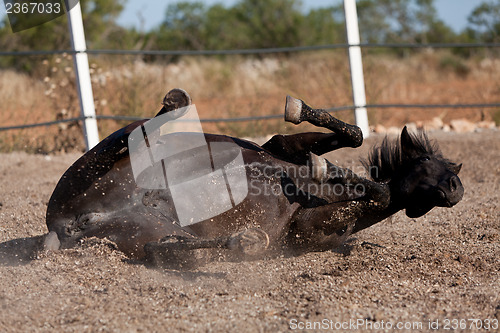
[436,175,464,207]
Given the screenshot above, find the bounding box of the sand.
[0,129,498,332]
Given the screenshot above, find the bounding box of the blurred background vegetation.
[0,0,499,152]
[1,0,500,68]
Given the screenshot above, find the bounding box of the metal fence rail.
[2,103,500,132]
[1,42,500,134]
[1,42,500,57]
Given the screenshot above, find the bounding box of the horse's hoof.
[160,88,192,113]
[43,231,60,251]
[309,153,328,182]
[285,95,303,124]
[228,228,270,256]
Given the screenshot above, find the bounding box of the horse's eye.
[420,156,430,162]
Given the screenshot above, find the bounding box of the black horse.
[44,89,464,266]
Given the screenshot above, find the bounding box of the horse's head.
[398,127,463,217]
[368,126,464,218]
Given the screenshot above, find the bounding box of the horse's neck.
[354,185,404,233]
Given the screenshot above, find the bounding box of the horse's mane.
[363,130,448,182]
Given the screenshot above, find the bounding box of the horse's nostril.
[449,176,458,192]
[438,190,446,199]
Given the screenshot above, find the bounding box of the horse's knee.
[263,134,285,149]
[262,134,295,157]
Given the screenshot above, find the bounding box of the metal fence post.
[65,0,99,150]
[344,0,370,138]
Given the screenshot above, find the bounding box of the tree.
[302,7,344,45]
[355,0,452,44]
[232,0,304,49]
[203,4,249,49]
[421,20,458,44]
[354,0,392,43]
[156,2,209,50]
[0,0,132,71]
[80,0,128,49]
[154,0,307,51]
[467,0,500,42]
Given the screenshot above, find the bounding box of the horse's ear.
[449,163,462,174]
[400,126,419,159]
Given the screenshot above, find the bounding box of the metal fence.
[1,42,500,133]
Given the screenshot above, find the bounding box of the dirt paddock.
[0,130,499,332]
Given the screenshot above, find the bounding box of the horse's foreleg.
[289,202,360,252]
[144,228,269,267]
[309,153,390,207]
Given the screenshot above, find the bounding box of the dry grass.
[1,51,499,153]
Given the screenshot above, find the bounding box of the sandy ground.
[0,129,499,332]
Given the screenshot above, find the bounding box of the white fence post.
[65,0,99,150]
[344,0,370,138]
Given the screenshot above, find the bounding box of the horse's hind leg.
[262,96,363,165]
[285,95,363,147]
[144,228,269,267]
[263,132,346,165]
